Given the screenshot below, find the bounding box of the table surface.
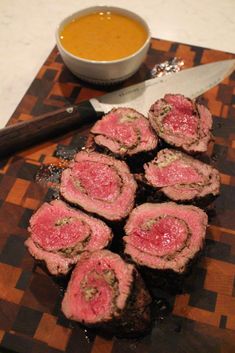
[0,0,235,128]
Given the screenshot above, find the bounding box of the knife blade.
[94,59,235,114]
[0,59,234,158]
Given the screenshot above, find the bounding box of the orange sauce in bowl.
[59,11,148,61]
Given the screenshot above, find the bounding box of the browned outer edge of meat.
[84,135,158,179]
[134,177,219,209]
[31,258,75,279]
[85,132,158,168]
[127,247,204,294]
[24,236,80,276]
[59,194,130,225]
[148,96,212,153]
[90,108,158,157]
[26,227,114,276]
[124,230,205,275]
[60,151,138,221]
[85,134,96,152]
[81,268,152,337]
[123,203,207,284]
[115,269,152,336]
[139,150,220,203]
[70,187,136,223]
[26,201,114,276]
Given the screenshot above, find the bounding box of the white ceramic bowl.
[56,6,151,84]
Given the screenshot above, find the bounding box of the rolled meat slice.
[61,250,152,336]
[91,108,158,156]
[60,151,137,221]
[148,94,212,153]
[124,202,208,273]
[144,148,220,201]
[25,200,112,275]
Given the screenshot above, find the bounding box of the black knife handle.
[0,100,104,158]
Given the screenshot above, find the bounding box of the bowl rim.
[55,5,151,65]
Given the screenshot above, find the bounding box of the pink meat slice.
[163,94,198,136]
[92,111,138,147]
[71,160,121,202]
[145,159,202,187]
[60,151,137,221]
[128,216,189,256]
[144,148,220,201]
[124,202,208,273]
[25,200,112,275]
[91,108,158,156]
[62,250,134,324]
[148,94,212,153]
[29,201,90,251]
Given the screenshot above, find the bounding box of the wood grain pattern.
[0,38,234,353]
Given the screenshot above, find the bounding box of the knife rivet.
[66,107,74,114]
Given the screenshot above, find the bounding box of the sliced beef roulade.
[61,250,152,336]
[148,94,212,153]
[124,202,208,273]
[25,200,112,275]
[143,148,220,201]
[90,108,158,156]
[60,151,137,221]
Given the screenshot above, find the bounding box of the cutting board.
[0,38,235,353]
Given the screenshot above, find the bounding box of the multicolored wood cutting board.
[0,38,235,353]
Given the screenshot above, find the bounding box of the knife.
[0,59,234,158]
